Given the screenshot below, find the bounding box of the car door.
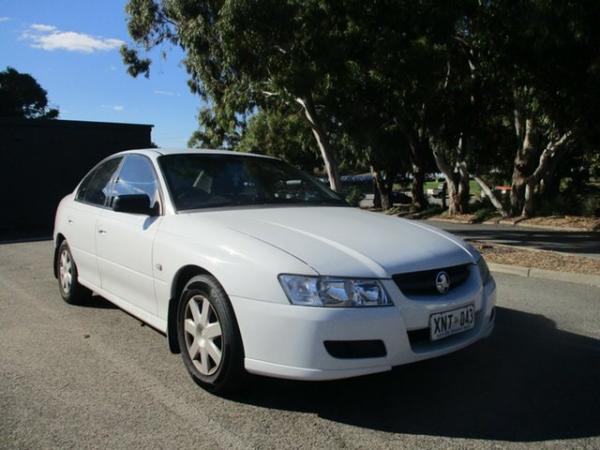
[95,154,163,315]
[66,157,122,288]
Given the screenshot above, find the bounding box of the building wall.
[0,118,153,238]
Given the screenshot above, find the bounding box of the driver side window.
[110,155,159,209]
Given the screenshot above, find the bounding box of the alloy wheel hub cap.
[183,295,223,376]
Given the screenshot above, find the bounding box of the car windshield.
[158,153,347,211]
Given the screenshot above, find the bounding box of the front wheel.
[177,275,245,394]
[57,241,91,304]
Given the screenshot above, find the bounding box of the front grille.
[393,264,471,296]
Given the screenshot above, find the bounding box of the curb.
[489,263,600,288]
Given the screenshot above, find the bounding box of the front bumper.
[230,271,496,381]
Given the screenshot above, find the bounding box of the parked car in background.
[54,148,496,393]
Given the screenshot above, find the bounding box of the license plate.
[430,304,475,341]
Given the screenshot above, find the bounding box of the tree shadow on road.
[235,307,600,442]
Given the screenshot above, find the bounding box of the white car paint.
[54,148,496,381]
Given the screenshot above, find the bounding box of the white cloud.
[30,23,56,32]
[101,104,125,112]
[21,23,124,53]
[0,17,11,23]
[154,90,180,97]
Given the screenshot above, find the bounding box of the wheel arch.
[53,233,67,279]
[167,264,216,354]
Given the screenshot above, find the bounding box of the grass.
[422,180,482,195]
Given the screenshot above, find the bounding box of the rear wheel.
[177,275,245,394]
[57,241,91,304]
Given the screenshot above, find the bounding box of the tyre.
[57,241,92,305]
[177,274,245,394]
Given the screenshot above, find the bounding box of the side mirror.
[112,194,156,215]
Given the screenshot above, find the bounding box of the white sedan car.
[54,148,496,393]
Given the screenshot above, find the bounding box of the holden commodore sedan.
[54,148,496,393]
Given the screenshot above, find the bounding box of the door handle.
[98,229,107,235]
[67,218,73,224]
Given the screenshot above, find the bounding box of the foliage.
[237,109,321,172]
[0,67,59,119]
[471,205,499,223]
[121,0,600,217]
[344,185,367,207]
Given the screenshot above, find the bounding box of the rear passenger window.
[76,157,122,206]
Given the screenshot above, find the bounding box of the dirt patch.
[430,213,479,223]
[474,242,600,276]
[429,213,600,231]
[514,215,600,231]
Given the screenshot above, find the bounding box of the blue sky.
[0,0,203,147]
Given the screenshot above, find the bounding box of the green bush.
[581,196,600,217]
[538,191,600,217]
[345,186,367,207]
[472,207,497,223]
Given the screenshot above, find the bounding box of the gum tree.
[0,67,59,119]
[475,0,600,217]
[121,0,377,191]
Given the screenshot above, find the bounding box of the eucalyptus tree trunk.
[411,161,427,211]
[370,166,382,209]
[521,131,572,218]
[457,171,470,212]
[432,139,507,217]
[431,137,472,215]
[510,112,573,217]
[510,116,536,216]
[371,168,396,210]
[405,136,428,211]
[473,176,508,217]
[296,95,342,192]
[371,168,389,210]
[455,138,470,213]
[432,146,461,215]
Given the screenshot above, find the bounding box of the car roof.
[117,147,275,159]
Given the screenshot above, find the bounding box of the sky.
[0,0,203,148]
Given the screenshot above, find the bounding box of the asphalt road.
[1,241,599,449]
[422,219,600,259]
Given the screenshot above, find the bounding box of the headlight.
[477,257,491,285]
[278,275,392,307]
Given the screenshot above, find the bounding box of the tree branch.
[473,176,508,217]
[529,131,573,183]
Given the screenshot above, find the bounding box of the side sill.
[78,278,168,333]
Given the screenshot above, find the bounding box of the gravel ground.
[1,240,599,449]
[476,242,600,275]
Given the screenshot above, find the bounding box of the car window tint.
[111,155,158,206]
[76,157,122,206]
[159,154,346,211]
